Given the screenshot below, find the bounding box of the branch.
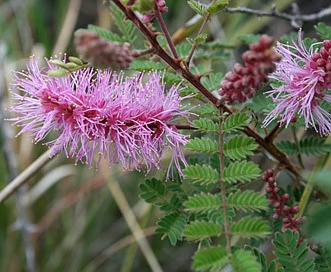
[112,0,301,178]
[186,0,217,65]
[225,4,331,27]
[154,3,179,59]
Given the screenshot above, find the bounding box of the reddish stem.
[111,0,301,178]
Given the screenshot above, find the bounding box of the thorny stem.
[111,0,301,178]
[154,3,179,59]
[186,0,217,66]
[219,107,231,253]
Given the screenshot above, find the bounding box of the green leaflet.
[231,249,262,272]
[242,246,277,272]
[315,22,331,40]
[224,136,258,160]
[277,137,331,156]
[207,0,229,15]
[183,164,219,185]
[230,217,270,238]
[272,230,316,272]
[187,0,207,16]
[192,118,219,134]
[87,24,125,43]
[222,112,250,133]
[227,190,269,212]
[139,179,182,212]
[201,73,224,92]
[139,178,165,203]
[183,221,222,242]
[193,104,218,116]
[184,193,222,213]
[175,42,192,58]
[315,247,331,272]
[192,245,229,271]
[155,213,186,246]
[129,60,165,71]
[222,161,261,184]
[185,138,219,154]
[110,3,137,44]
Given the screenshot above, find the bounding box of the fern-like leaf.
[87,24,125,43]
[192,118,219,134]
[277,141,298,155]
[231,249,262,272]
[110,4,137,44]
[222,112,250,133]
[129,59,165,71]
[183,221,222,242]
[315,22,331,40]
[299,137,331,156]
[201,72,224,92]
[243,246,277,272]
[158,193,183,212]
[155,212,186,246]
[223,161,261,184]
[207,208,235,225]
[272,230,316,272]
[277,137,331,156]
[176,42,192,58]
[224,136,258,160]
[187,0,207,16]
[227,190,269,212]
[192,246,229,271]
[184,193,222,213]
[185,138,219,154]
[139,178,165,203]
[315,247,331,272]
[183,164,219,185]
[193,104,218,116]
[164,72,183,85]
[230,217,270,238]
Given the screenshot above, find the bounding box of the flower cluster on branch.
[8,57,191,176]
[263,30,331,135]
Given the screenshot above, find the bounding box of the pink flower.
[8,56,191,176]
[263,30,331,135]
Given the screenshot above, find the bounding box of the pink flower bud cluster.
[141,0,168,23]
[219,35,281,104]
[310,40,331,88]
[263,169,304,232]
[74,30,136,69]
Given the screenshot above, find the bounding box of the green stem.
[219,107,231,253]
[297,137,331,218]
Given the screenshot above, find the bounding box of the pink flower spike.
[8,56,192,177]
[263,30,331,135]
